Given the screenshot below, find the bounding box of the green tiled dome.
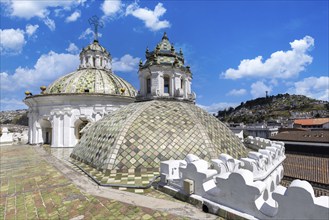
[45,69,136,97]
[71,100,249,172]
[141,32,187,71]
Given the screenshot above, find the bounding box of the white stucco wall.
[24,94,134,147]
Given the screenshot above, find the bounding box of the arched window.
[164,75,170,94]
[146,77,151,94]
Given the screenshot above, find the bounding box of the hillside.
[0,109,28,126]
[217,94,329,124]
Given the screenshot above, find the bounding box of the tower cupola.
[78,40,112,70]
[78,15,112,70]
[137,32,195,102]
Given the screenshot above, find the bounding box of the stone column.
[139,75,144,96]
[52,113,64,147]
[52,115,59,147]
[184,79,188,99]
[31,113,39,144]
[170,76,175,96]
[27,111,33,144]
[63,109,73,147]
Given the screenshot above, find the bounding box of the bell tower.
[137,33,195,102]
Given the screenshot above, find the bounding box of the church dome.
[71,100,249,172]
[44,40,136,97]
[45,68,136,97]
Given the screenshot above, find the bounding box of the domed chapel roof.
[45,40,136,97]
[71,100,248,172]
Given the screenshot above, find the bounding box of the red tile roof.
[283,154,329,185]
[270,130,329,143]
[294,118,329,126]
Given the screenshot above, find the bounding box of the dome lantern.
[137,33,195,102]
[79,16,111,70]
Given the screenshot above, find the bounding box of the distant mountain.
[216,94,329,124]
[0,109,28,126]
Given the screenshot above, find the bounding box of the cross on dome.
[88,15,104,42]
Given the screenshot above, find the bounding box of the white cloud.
[197,102,238,114]
[227,89,247,96]
[3,1,84,31]
[4,0,78,19]
[222,36,314,79]
[66,43,79,54]
[101,0,122,17]
[288,76,329,101]
[25,24,39,37]
[65,10,81,23]
[0,98,27,111]
[0,51,79,92]
[44,17,56,31]
[250,81,272,98]
[0,28,26,54]
[126,2,171,31]
[112,54,140,72]
[79,28,102,41]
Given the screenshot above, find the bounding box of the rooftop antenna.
[88,15,103,42]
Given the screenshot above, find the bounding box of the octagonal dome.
[141,32,186,70]
[45,68,136,97]
[71,100,249,172]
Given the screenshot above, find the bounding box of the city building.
[293,118,329,130]
[230,124,279,139]
[270,129,329,155]
[270,130,329,197]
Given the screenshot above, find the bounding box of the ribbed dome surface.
[71,100,248,172]
[82,40,109,54]
[45,69,136,97]
[141,32,188,73]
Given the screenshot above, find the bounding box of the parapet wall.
[159,139,329,219]
[0,127,28,145]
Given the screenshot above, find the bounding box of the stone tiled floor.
[0,144,187,219]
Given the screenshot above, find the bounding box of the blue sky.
[1,0,328,113]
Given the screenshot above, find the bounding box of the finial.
[162,32,168,40]
[179,48,183,55]
[186,65,191,73]
[171,44,175,53]
[153,53,158,64]
[173,56,179,66]
[88,15,104,42]
[25,91,32,96]
[139,60,143,68]
[40,86,46,94]
[156,44,160,53]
